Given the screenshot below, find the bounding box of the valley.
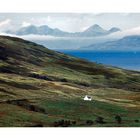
[0,35,140,127]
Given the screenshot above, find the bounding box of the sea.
[58,50,140,71]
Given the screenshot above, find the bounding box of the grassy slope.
[0,35,140,127]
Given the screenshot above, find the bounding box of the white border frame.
[0,0,140,140]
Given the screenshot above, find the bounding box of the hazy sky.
[0,13,140,32]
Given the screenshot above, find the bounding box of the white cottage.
[84,95,92,101]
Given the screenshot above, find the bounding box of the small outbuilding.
[84,95,92,101]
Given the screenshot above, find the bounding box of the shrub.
[135,119,139,123]
[115,115,122,124]
[59,119,65,126]
[61,78,68,82]
[53,120,71,127]
[53,121,59,127]
[72,121,76,125]
[95,116,104,124]
[86,120,93,125]
[30,124,43,127]
[63,120,71,127]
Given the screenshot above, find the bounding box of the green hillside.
[0,35,140,127]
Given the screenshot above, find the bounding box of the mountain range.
[6,24,121,37]
[81,35,140,51]
[5,24,140,51]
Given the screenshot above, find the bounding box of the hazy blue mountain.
[6,24,121,37]
[14,25,38,35]
[81,24,108,36]
[80,35,140,51]
[108,27,121,33]
[7,25,69,36]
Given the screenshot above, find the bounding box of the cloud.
[22,21,31,27]
[80,26,89,31]
[0,19,11,28]
[21,34,59,40]
[20,34,87,41]
[47,16,52,22]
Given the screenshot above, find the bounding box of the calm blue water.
[59,50,140,71]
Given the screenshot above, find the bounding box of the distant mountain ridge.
[80,35,140,50]
[6,24,121,37]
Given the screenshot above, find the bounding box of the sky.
[0,13,140,32]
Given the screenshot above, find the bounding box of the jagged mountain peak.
[6,24,121,37]
[84,24,106,33]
